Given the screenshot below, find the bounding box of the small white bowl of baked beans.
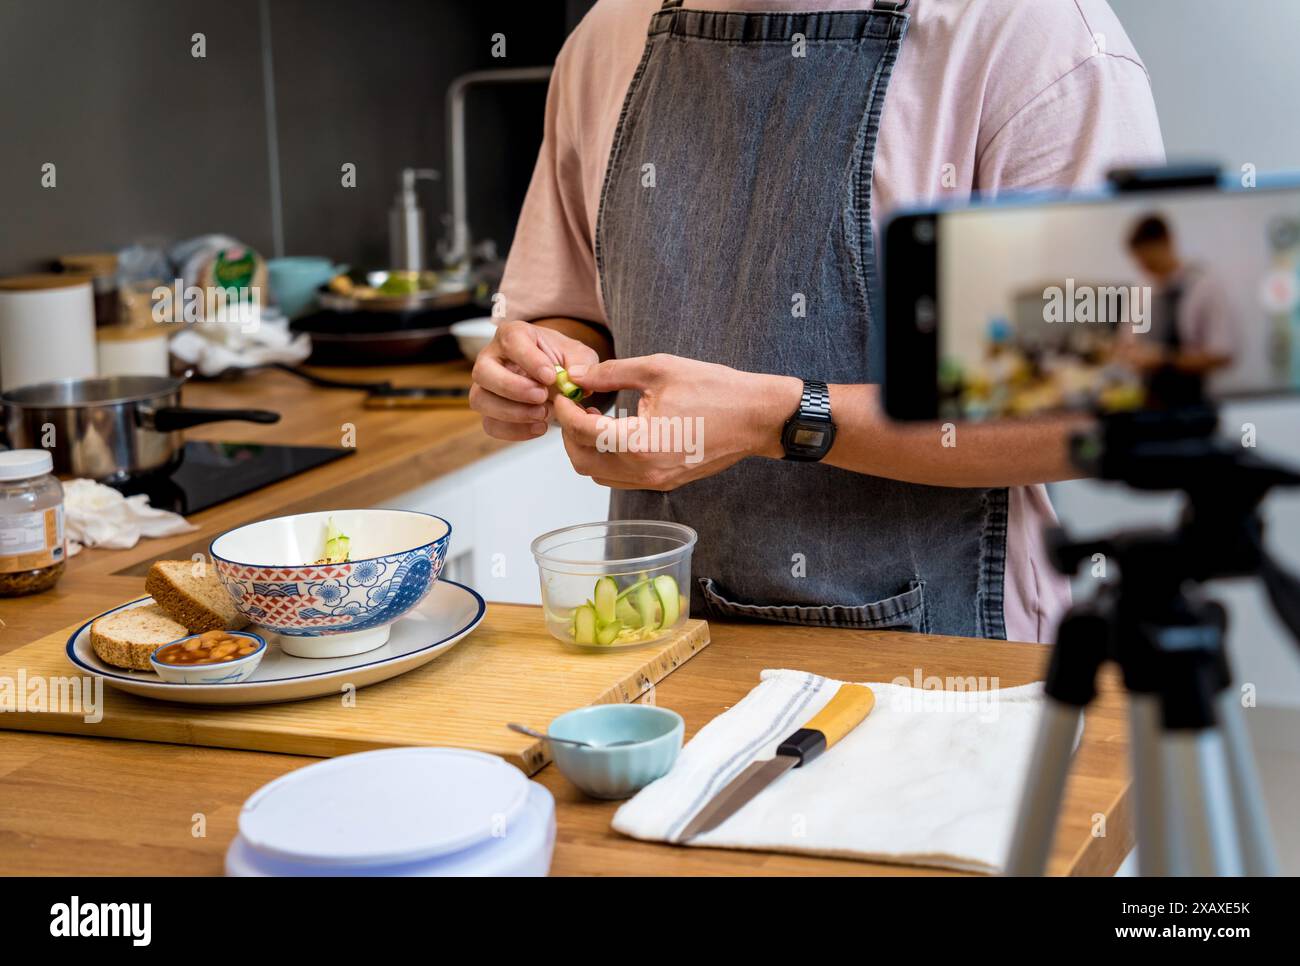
[150,630,267,685]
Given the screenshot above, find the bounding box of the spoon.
[508,722,640,749]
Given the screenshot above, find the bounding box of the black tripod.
[1005,405,1300,875]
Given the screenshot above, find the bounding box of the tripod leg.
[1127,694,1170,876]
[1161,730,1244,875]
[1216,691,1280,875]
[1005,702,1084,875]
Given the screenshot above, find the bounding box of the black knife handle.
[776,728,827,767]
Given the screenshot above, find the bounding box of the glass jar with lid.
[0,450,66,596]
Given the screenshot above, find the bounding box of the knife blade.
[677,683,876,842]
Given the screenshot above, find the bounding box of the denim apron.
[595,0,1008,638]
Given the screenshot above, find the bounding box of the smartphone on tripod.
[882,172,1300,423]
[879,167,1300,877]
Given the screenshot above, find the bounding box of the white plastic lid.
[0,449,53,481]
[236,748,532,867]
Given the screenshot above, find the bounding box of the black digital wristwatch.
[781,380,836,462]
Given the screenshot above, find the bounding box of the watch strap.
[800,380,832,422]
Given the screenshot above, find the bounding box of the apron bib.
[595,0,1007,638]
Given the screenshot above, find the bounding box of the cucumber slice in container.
[573,605,597,645]
[653,575,680,629]
[571,573,681,645]
[633,578,658,632]
[615,597,642,629]
[593,576,618,626]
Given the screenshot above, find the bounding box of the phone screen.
[885,183,1300,421]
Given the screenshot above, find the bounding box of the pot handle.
[146,407,281,432]
[272,363,392,392]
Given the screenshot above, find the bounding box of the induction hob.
[112,442,354,516]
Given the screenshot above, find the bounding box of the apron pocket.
[697,577,928,632]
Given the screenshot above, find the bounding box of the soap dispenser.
[389,167,440,271]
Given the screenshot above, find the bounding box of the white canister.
[96,324,172,378]
[0,274,97,391]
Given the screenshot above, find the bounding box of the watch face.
[792,427,827,448]
[783,418,835,460]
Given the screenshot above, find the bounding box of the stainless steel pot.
[1,375,280,482]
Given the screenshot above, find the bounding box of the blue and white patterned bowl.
[211,510,451,658]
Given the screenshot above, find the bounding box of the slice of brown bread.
[145,560,248,633]
[90,604,189,670]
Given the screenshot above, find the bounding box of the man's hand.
[553,354,801,490]
[469,320,600,440]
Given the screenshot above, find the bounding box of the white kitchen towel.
[63,478,198,554]
[169,309,310,377]
[613,669,1070,874]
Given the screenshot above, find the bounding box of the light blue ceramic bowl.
[267,256,347,319]
[546,704,684,800]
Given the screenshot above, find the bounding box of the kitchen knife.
[676,683,875,842]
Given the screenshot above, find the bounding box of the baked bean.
[155,630,259,667]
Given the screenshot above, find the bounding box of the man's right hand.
[469,320,601,440]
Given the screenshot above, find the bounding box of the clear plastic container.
[531,520,697,651]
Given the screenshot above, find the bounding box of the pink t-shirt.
[500,0,1167,643]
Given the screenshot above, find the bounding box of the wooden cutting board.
[0,602,710,774]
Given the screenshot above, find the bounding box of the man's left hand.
[552,354,801,490]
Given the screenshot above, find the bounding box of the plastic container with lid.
[0,450,66,597]
[225,748,556,876]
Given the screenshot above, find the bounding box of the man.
[1125,213,1239,377]
[471,0,1165,642]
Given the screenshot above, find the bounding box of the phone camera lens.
[915,296,936,333]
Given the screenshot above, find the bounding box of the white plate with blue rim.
[64,579,486,706]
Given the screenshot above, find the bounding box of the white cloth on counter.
[613,669,1071,874]
[169,309,310,378]
[63,478,197,554]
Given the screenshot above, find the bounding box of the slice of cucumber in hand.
[555,366,586,402]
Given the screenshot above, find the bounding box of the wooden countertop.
[0,362,1133,876]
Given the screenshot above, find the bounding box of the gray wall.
[0,0,569,275]
[1112,0,1300,174]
